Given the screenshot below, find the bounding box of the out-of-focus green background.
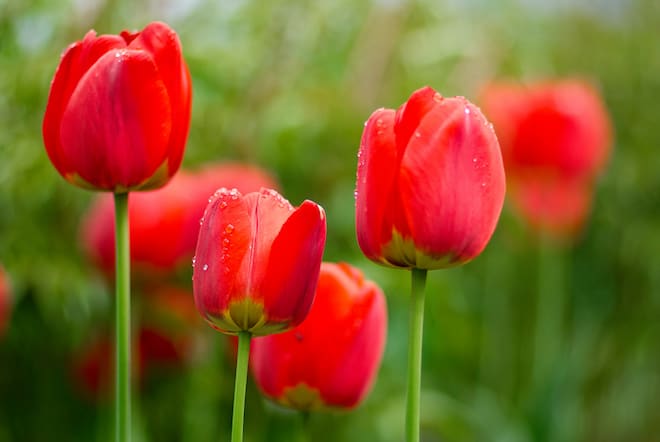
[1,0,659,440]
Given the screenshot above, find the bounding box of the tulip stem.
[406,268,427,442]
[114,192,131,442]
[232,331,252,442]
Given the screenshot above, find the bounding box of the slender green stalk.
[406,268,427,442]
[232,331,252,442]
[114,192,131,442]
[531,234,564,388]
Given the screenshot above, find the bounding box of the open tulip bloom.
[355,86,505,441]
[193,187,326,442]
[42,21,191,442]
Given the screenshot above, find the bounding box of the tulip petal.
[128,22,192,175]
[260,200,326,329]
[394,86,441,149]
[399,97,505,265]
[356,108,398,263]
[43,31,126,178]
[193,189,251,326]
[59,49,172,191]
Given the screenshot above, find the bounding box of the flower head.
[356,86,506,269]
[193,188,326,336]
[480,79,612,238]
[43,21,192,192]
[251,262,387,410]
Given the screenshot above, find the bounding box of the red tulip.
[250,262,387,410]
[193,188,326,336]
[81,163,277,275]
[0,266,10,338]
[480,80,612,238]
[356,86,506,269]
[43,21,192,192]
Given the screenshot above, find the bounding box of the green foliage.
[1,0,659,440]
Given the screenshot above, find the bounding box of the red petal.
[193,189,251,322]
[260,200,326,327]
[355,108,398,262]
[399,97,505,264]
[394,86,440,150]
[43,31,126,178]
[59,49,172,190]
[129,22,191,176]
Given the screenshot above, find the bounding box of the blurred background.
[1,0,659,440]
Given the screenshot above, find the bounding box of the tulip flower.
[42,21,192,192]
[480,79,613,394]
[355,86,505,441]
[251,262,387,411]
[193,187,326,442]
[43,21,191,442]
[480,79,612,238]
[81,163,277,276]
[0,266,10,338]
[193,187,326,335]
[356,86,506,270]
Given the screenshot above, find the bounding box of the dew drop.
[472,157,478,163]
[223,238,230,247]
[224,224,235,234]
[481,182,487,188]
[203,264,209,271]
[376,118,384,128]
[433,92,443,102]
[199,217,204,226]
[414,131,421,138]
[219,201,228,209]
[192,256,196,268]
[464,107,471,115]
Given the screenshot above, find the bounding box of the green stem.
[406,268,427,442]
[114,192,131,442]
[232,331,252,442]
[531,234,564,389]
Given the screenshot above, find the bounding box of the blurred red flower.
[43,22,192,192]
[193,188,326,336]
[480,79,612,239]
[356,86,506,269]
[81,163,277,276]
[251,262,387,411]
[0,266,11,338]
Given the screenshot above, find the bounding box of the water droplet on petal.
[219,201,228,209]
[414,131,421,138]
[464,107,471,115]
[225,224,235,234]
[203,264,209,271]
[192,256,196,268]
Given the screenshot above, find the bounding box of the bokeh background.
[1,0,659,440]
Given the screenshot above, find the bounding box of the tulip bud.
[480,80,612,238]
[251,262,387,410]
[193,188,327,336]
[43,21,192,192]
[355,86,506,269]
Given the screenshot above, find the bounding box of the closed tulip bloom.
[193,188,326,336]
[251,262,387,411]
[43,21,192,192]
[356,86,506,269]
[480,80,612,237]
[81,164,277,275]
